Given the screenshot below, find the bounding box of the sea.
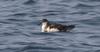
[0,0,100,52]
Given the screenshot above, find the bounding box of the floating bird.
[41,19,75,32]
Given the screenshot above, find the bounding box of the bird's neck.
[42,22,48,32]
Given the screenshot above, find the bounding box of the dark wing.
[49,23,67,31]
[48,22,75,32]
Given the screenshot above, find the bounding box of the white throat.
[41,22,47,32]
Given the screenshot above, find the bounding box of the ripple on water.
[17,45,65,52]
[80,43,100,47]
[23,0,36,5]
[79,0,100,2]
[31,32,60,36]
[7,18,28,22]
[87,35,100,39]
[0,0,15,2]
[9,13,28,17]
[73,3,95,9]
[0,20,12,24]
[76,16,100,26]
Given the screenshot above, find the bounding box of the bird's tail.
[66,25,75,32]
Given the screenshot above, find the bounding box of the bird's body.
[41,19,75,32]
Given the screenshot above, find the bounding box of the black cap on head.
[42,19,48,22]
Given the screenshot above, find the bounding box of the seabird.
[41,19,75,32]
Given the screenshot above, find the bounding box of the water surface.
[0,0,100,52]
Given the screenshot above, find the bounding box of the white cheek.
[42,23,47,32]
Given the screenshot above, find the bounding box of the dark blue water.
[0,0,100,52]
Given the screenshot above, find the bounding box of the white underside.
[46,27,59,32]
[42,23,59,32]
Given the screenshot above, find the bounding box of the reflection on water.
[0,0,100,52]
